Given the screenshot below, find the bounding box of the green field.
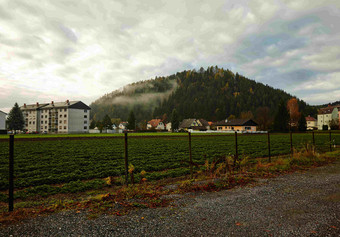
[0,132,339,192]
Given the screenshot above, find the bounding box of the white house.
[0,110,7,133]
[147,119,165,130]
[317,105,339,130]
[306,115,317,130]
[20,100,91,134]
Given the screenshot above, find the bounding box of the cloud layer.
[1,0,340,112]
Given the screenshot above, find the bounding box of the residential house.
[166,122,172,132]
[306,115,317,130]
[20,100,90,134]
[0,110,7,134]
[147,119,165,130]
[215,119,258,132]
[317,105,340,130]
[119,122,128,130]
[179,119,210,131]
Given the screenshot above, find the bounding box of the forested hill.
[90,66,317,122]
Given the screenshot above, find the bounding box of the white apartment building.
[317,105,339,130]
[0,110,7,133]
[21,100,91,134]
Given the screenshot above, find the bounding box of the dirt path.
[2,161,340,236]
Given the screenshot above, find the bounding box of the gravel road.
[2,161,340,236]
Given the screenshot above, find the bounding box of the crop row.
[0,133,338,190]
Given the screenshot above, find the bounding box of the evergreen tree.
[171,109,179,132]
[102,114,112,129]
[7,102,24,132]
[273,100,289,132]
[127,111,136,130]
[89,119,96,129]
[298,114,307,131]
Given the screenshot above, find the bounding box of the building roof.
[198,119,209,127]
[179,119,196,128]
[318,105,340,114]
[147,119,162,128]
[0,110,7,115]
[305,116,316,121]
[20,103,49,110]
[215,119,258,126]
[20,101,91,110]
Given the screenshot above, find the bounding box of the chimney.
[24,103,26,108]
[36,102,39,107]
[66,99,69,105]
[51,101,54,106]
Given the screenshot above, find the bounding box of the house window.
[245,127,251,130]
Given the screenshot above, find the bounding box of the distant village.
[1,101,339,134]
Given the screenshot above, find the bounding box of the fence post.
[124,132,129,185]
[234,131,238,167]
[188,132,193,179]
[9,135,14,212]
[329,130,332,152]
[267,132,271,163]
[312,131,315,146]
[290,131,293,157]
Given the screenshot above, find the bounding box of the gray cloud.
[1,0,340,113]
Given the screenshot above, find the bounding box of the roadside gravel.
[2,161,340,236]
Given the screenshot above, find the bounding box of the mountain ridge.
[90,66,317,122]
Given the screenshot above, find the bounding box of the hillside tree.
[171,109,179,132]
[127,111,136,130]
[102,114,113,129]
[298,114,307,131]
[273,100,289,132]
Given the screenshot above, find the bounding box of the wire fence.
[0,131,339,211]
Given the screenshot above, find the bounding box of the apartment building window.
[64,126,67,129]
[64,109,67,112]
[41,115,43,118]
[64,114,67,118]
[64,120,67,124]
[45,121,47,124]
[59,120,62,124]
[59,126,62,129]
[45,126,47,129]
[41,126,43,130]
[84,121,87,124]
[84,126,87,129]
[33,121,35,124]
[84,110,87,113]
[41,121,43,124]
[60,114,62,118]
[45,115,47,118]
[29,122,32,124]
[84,115,87,118]
[60,109,62,112]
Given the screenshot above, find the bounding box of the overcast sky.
[1,0,340,113]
